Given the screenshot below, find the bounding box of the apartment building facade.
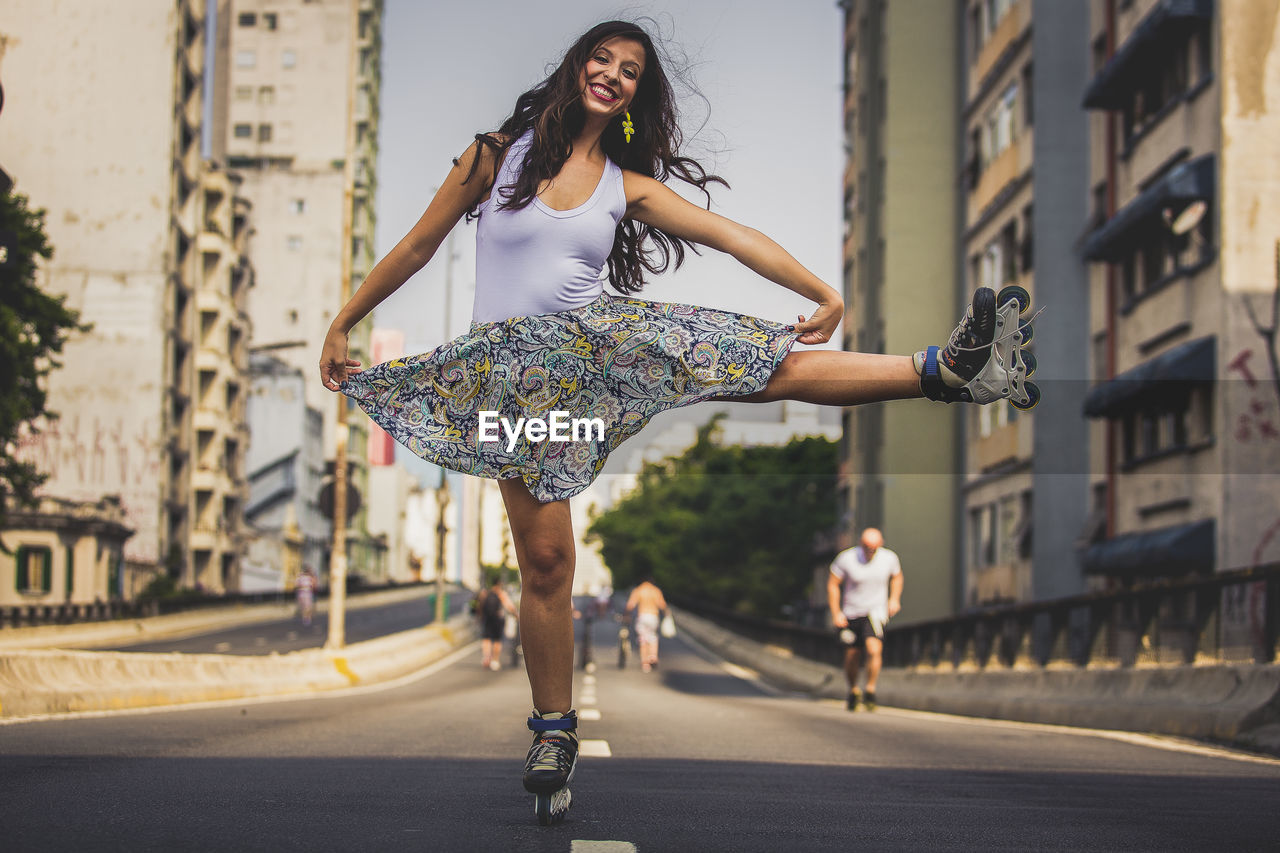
[838,0,961,622]
[215,0,385,581]
[959,0,1091,608]
[838,0,1092,617]
[1080,0,1280,633]
[3,1,253,595]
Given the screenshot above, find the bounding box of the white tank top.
[472,129,626,324]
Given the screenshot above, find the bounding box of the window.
[263,12,278,30]
[258,86,275,104]
[282,50,297,69]
[290,198,306,215]
[1021,205,1034,271]
[978,395,1009,437]
[1120,386,1206,466]
[233,123,253,138]
[15,545,53,594]
[1022,63,1034,128]
[235,50,256,69]
[970,505,997,570]
[976,82,1018,172]
[1121,23,1212,148]
[999,221,1018,284]
[235,86,253,101]
[258,124,273,142]
[286,235,303,251]
[979,238,1002,292]
[998,495,1019,565]
[238,12,257,27]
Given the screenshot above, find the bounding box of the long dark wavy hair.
[455,20,727,295]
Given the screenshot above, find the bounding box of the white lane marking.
[579,691,598,705]
[579,708,602,721]
[676,631,783,697]
[877,706,1280,767]
[578,739,611,757]
[571,841,637,852]
[0,641,484,726]
[582,674,596,685]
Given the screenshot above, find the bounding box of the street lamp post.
[326,0,361,652]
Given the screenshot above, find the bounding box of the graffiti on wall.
[15,416,162,563]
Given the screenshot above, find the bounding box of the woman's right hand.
[320,327,362,391]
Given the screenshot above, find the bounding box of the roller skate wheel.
[535,787,572,826]
[1017,319,1034,344]
[1022,351,1037,378]
[1012,382,1040,411]
[997,284,1031,315]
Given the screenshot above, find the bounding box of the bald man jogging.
[828,528,903,711]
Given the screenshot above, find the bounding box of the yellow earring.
[622,111,635,143]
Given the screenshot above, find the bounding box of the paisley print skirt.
[340,292,799,503]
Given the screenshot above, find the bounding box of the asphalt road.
[2,615,1277,852]
[106,585,467,655]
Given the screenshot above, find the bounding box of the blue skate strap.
[922,346,942,382]
[528,713,578,732]
[920,346,945,398]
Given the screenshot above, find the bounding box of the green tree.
[0,188,90,532]
[586,414,838,618]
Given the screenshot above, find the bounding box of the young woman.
[319,20,1034,824]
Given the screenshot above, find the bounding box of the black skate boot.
[913,286,1040,410]
[524,710,578,825]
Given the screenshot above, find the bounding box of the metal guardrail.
[0,580,436,629]
[671,562,1280,670]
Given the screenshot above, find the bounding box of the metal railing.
[0,579,436,630]
[672,562,1280,671]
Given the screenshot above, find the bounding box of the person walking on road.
[828,528,903,711]
[477,575,518,671]
[625,576,669,673]
[319,18,1033,823]
[295,566,318,628]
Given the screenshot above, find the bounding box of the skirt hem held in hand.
[340,292,800,503]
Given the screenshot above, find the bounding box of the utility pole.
[326,0,361,651]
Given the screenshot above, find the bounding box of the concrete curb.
[0,612,478,719]
[0,585,449,651]
[672,607,1280,753]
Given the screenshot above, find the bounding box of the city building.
[0,496,133,606]
[837,0,962,622]
[2,1,254,595]
[188,166,255,592]
[958,0,1091,608]
[214,0,386,581]
[243,352,329,591]
[1080,0,1280,632]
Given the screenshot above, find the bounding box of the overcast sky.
[372,0,845,355]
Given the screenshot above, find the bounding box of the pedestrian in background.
[626,575,669,673]
[295,566,317,628]
[477,574,518,671]
[828,528,903,711]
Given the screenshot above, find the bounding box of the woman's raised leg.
[499,477,576,714]
[732,350,923,406]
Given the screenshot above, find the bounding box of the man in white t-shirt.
[827,527,903,711]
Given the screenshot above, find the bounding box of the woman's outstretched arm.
[621,170,843,346]
[319,139,499,390]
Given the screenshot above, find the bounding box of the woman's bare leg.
[499,477,576,714]
[730,351,922,406]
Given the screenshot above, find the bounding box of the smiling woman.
[317,16,1036,827]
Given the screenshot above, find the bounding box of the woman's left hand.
[789,298,843,346]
